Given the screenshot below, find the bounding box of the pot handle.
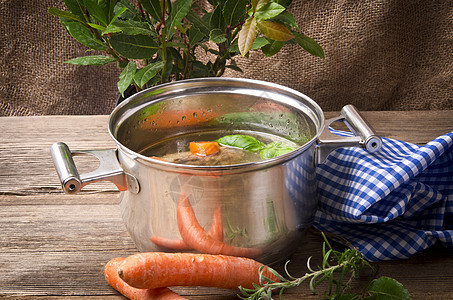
[316,105,382,164]
[50,142,140,194]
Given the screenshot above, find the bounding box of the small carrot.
[177,193,262,258]
[104,257,186,300]
[189,141,220,157]
[117,252,279,290]
[150,205,224,250]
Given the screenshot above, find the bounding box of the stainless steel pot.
[51,78,381,265]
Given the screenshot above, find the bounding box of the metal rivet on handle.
[126,173,140,194]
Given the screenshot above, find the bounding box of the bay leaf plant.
[48,0,324,97]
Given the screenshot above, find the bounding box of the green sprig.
[238,232,410,300]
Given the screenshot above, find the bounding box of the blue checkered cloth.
[313,130,453,262]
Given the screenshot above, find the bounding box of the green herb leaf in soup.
[260,142,297,159]
[216,135,266,152]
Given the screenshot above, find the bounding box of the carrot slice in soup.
[189,141,220,157]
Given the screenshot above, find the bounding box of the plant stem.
[262,257,357,298]
[160,0,167,83]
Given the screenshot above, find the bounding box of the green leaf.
[186,10,210,36]
[257,20,293,41]
[255,2,286,20]
[109,34,158,59]
[140,0,162,22]
[251,0,269,12]
[228,41,239,53]
[60,20,107,50]
[292,31,324,58]
[87,22,105,31]
[166,42,186,48]
[134,61,164,88]
[166,0,193,38]
[48,7,85,23]
[110,7,128,23]
[238,17,257,56]
[272,11,298,29]
[161,48,174,81]
[62,0,86,19]
[368,277,411,300]
[260,142,296,159]
[106,0,120,22]
[216,135,265,152]
[114,0,139,20]
[209,29,227,43]
[223,0,248,26]
[190,60,209,78]
[168,47,183,62]
[103,19,156,36]
[84,0,108,26]
[101,24,122,35]
[224,36,266,53]
[188,27,205,46]
[261,39,284,56]
[64,55,117,65]
[274,0,292,8]
[209,4,225,31]
[118,61,136,97]
[250,0,258,12]
[251,36,270,49]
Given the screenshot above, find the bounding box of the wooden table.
[1,111,452,299]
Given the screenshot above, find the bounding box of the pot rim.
[108,77,325,171]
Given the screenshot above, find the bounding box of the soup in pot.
[140,130,306,166]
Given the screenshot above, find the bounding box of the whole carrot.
[104,257,186,300]
[150,204,224,250]
[177,193,262,258]
[118,252,278,290]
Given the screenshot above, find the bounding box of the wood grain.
[0,112,452,299]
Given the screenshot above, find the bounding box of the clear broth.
[140,130,301,166]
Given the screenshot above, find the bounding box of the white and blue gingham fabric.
[313,130,453,262]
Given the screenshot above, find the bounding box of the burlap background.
[1,0,452,116]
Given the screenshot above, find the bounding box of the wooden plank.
[1,193,452,298]
[0,193,132,296]
[1,113,452,299]
[0,116,115,195]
